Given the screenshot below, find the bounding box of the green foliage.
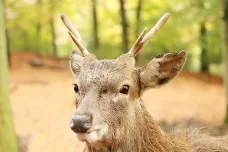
[3,0,224,73]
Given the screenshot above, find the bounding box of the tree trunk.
[50,1,57,57]
[135,0,142,61]
[0,1,19,151]
[200,21,209,72]
[36,0,42,56]
[50,19,57,57]
[5,28,10,65]
[136,0,142,36]
[3,0,10,67]
[92,0,99,49]
[119,0,129,52]
[223,0,228,124]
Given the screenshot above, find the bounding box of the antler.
[128,13,170,57]
[61,14,89,56]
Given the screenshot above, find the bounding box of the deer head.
[61,13,186,149]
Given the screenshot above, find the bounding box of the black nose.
[70,113,93,133]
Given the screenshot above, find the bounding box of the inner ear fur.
[139,51,187,90]
[70,51,83,76]
[70,51,97,76]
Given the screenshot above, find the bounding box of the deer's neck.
[117,105,191,152]
[85,105,190,152]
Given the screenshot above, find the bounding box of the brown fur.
[85,105,192,152]
[68,51,228,152]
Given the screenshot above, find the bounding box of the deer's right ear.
[70,51,83,76]
[139,51,187,91]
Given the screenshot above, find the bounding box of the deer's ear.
[139,51,187,90]
[70,51,83,76]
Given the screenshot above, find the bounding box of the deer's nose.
[70,113,93,133]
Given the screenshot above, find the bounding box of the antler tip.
[162,13,171,21]
[60,14,66,20]
[143,27,147,31]
[165,12,171,16]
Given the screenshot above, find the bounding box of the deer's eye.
[74,84,79,93]
[120,85,129,94]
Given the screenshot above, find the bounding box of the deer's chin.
[76,126,108,143]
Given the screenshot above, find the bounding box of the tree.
[49,0,57,57]
[91,0,99,49]
[198,0,209,72]
[3,0,10,66]
[36,0,42,56]
[223,0,228,124]
[200,20,208,72]
[119,0,129,52]
[135,0,142,37]
[0,0,19,151]
[135,0,142,61]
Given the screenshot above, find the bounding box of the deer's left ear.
[70,51,83,76]
[139,51,187,90]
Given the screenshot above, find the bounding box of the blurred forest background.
[2,0,226,72]
[1,0,228,152]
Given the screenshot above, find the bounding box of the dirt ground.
[9,53,227,152]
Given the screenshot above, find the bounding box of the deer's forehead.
[78,60,133,86]
[83,60,131,74]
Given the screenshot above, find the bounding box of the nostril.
[70,113,93,133]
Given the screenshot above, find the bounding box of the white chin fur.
[76,126,108,143]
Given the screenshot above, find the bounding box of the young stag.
[61,13,228,152]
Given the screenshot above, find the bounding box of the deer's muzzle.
[70,113,93,133]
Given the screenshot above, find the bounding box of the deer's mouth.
[76,126,108,143]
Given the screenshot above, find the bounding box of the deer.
[61,13,228,152]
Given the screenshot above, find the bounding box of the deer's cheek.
[112,93,129,103]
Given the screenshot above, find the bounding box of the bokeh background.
[0,0,228,152]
